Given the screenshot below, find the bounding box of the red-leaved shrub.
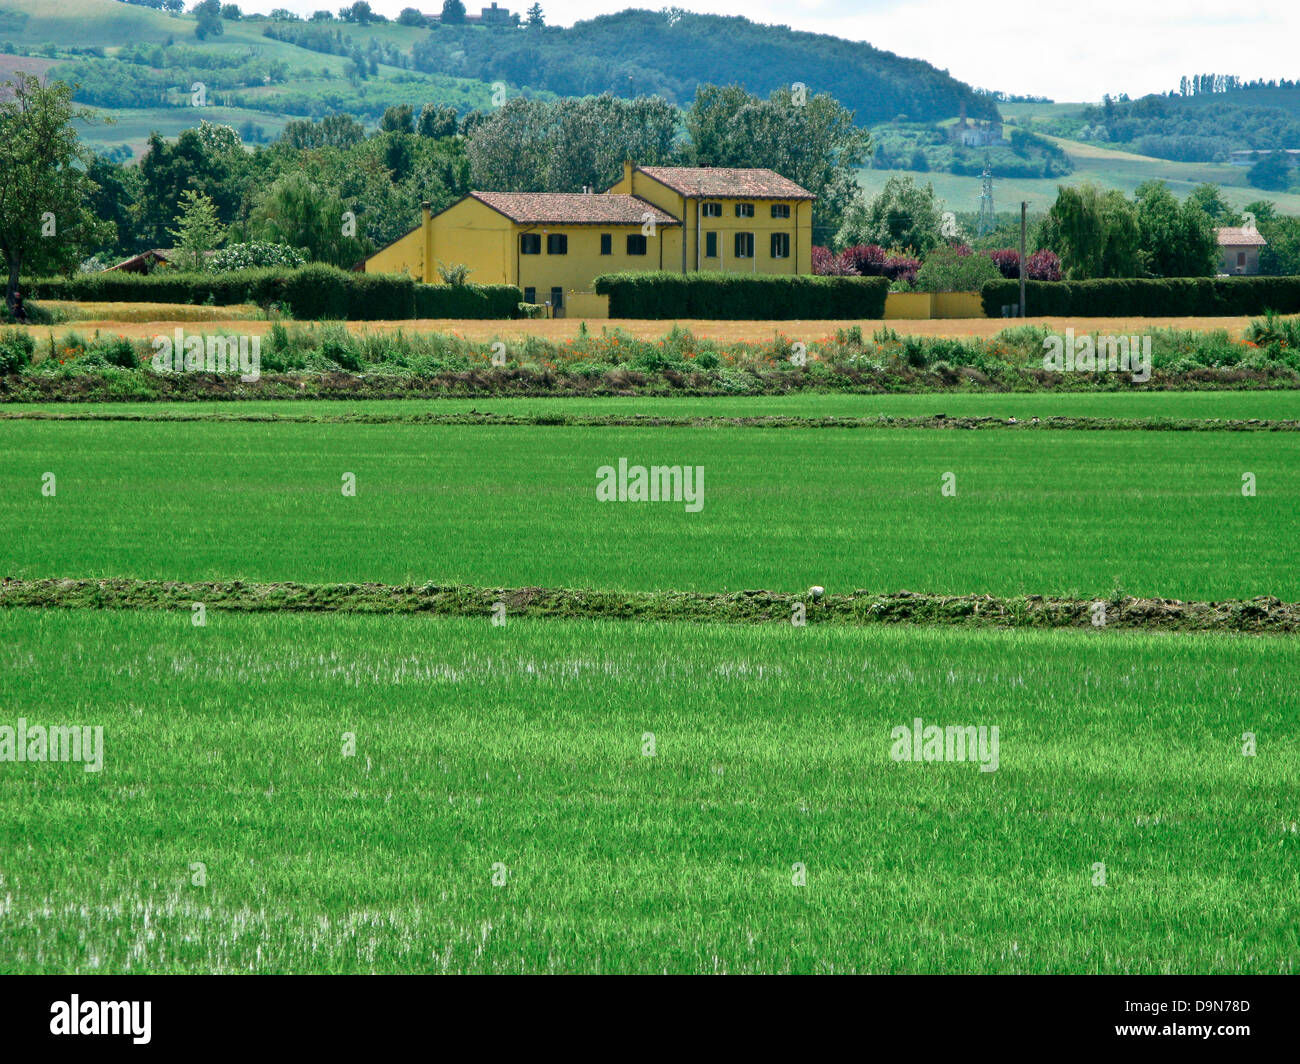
[1025,250,1062,281]
[988,249,1021,279]
[811,246,860,275]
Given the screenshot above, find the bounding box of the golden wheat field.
[17,307,1257,343]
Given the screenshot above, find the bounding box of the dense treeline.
[410,9,993,125]
[44,82,869,269]
[262,23,412,73]
[1075,93,1300,166]
[52,57,290,109]
[72,114,471,266]
[1174,75,1300,97]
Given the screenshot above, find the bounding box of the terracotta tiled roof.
[471,192,679,226]
[1216,226,1268,247]
[635,166,815,200]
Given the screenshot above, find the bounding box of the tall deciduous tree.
[279,113,366,150]
[193,0,224,40]
[1248,153,1291,192]
[250,172,365,268]
[1134,181,1217,277]
[380,104,415,134]
[417,103,459,139]
[1259,216,1300,276]
[86,157,144,261]
[684,84,871,247]
[138,121,248,246]
[1185,183,1235,225]
[466,95,677,193]
[836,175,945,254]
[1040,183,1142,279]
[0,75,110,309]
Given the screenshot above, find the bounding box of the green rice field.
[1,419,1296,599]
[2,386,1297,977]
[2,610,1295,974]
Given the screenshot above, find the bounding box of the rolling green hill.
[858,132,1300,218]
[2,0,1294,217]
[0,0,503,154]
[0,0,177,45]
[0,0,994,158]
[409,9,996,124]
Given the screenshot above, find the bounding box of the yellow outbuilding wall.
[427,197,514,285]
[566,292,611,318]
[884,292,933,319]
[932,291,985,318]
[364,225,424,279]
[883,292,988,319]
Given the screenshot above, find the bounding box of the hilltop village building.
[363,162,815,313]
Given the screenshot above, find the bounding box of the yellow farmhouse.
[363,161,815,315]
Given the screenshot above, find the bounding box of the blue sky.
[255,1,1297,103]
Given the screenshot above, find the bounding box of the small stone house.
[1215,225,1267,276]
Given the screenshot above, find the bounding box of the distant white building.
[949,109,1006,148]
[1228,148,1300,167]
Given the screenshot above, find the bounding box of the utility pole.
[1019,201,1027,319]
[977,155,995,237]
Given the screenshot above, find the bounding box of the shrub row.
[593,272,890,319]
[981,276,1300,318]
[22,265,521,320]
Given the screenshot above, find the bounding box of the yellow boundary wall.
[885,291,984,319]
[565,292,610,319]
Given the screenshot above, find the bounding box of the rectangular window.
[1238,252,1247,267]
[600,234,612,255]
[546,233,568,255]
[551,287,564,309]
[735,203,754,218]
[771,204,791,219]
[523,287,536,304]
[627,234,648,255]
[704,232,717,258]
[734,232,754,258]
[701,202,722,217]
[520,233,541,255]
[770,233,790,258]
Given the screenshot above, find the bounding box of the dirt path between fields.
[2,579,1294,634]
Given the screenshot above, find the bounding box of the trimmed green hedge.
[23,265,521,320]
[413,282,521,319]
[593,271,890,319]
[981,276,1300,318]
